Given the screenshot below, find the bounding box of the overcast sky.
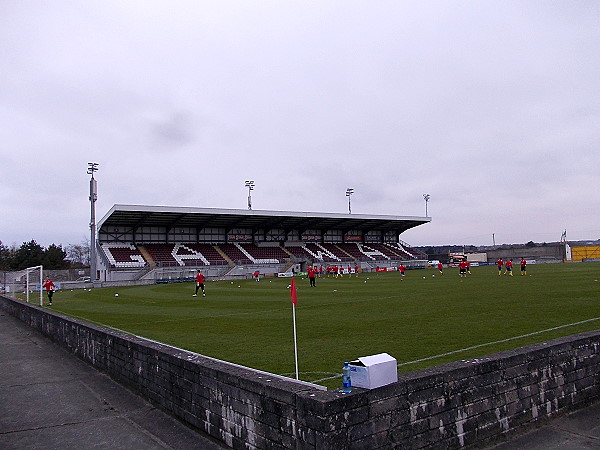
[2,1,598,249]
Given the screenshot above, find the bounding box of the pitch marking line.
[88,294,399,328]
[310,316,600,383]
[397,316,600,367]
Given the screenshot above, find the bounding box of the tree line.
[0,240,90,271]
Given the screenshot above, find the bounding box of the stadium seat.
[238,244,289,263]
[218,244,253,264]
[101,244,147,268]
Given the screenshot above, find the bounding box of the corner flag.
[290,277,298,306]
[290,277,299,379]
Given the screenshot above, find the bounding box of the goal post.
[5,265,44,306]
[26,265,44,306]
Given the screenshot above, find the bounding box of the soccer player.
[355,264,359,277]
[458,260,467,277]
[437,262,444,276]
[253,270,260,282]
[398,264,406,276]
[307,266,316,287]
[193,271,206,297]
[520,258,527,276]
[43,276,55,306]
[497,258,503,276]
[505,259,513,276]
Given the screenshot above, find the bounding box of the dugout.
[95,204,430,282]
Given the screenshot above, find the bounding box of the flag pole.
[290,277,299,380]
[292,303,299,380]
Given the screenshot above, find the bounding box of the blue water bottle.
[342,362,352,393]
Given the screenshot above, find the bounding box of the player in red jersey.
[497,259,503,276]
[520,258,527,276]
[398,264,406,276]
[43,276,55,306]
[505,259,513,276]
[307,266,316,287]
[354,264,359,277]
[193,271,206,297]
[458,260,467,277]
[437,262,444,275]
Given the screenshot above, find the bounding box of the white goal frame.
[25,265,44,306]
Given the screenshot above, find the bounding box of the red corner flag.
[290,277,298,306]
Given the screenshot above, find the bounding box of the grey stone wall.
[485,244,565,263]
[1,294,599,449]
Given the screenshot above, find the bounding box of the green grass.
[28,263,600,389]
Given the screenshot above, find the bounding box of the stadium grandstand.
[96,204,430,282]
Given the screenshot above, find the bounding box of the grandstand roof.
[98,204,430,235]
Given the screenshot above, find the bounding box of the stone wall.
[485,244,565,263]
[1,294,599,449]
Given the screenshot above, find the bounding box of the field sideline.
[27,262,600,389]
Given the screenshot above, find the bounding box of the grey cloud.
[149,112,196,148]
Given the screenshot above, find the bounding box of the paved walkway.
[0,311,226,450]
[488,402,600,449]
[1,310,599,449]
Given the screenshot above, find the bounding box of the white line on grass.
[309,316,600,383]
[101,294,398,328]
[280,371,339,378]
[110,307,288,327]
[397,316,600,368]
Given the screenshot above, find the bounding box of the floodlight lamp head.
[87,162,99,176]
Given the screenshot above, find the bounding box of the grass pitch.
[34,263,600,389]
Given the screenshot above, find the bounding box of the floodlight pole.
[88,163,99,281]
[245,180,255,210]
[346,188,354,214]
[423,194,430,217]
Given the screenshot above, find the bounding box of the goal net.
[3,265,44,306]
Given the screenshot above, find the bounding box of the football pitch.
[36,262,600,389]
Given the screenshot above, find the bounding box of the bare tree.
[66,238,90,268]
